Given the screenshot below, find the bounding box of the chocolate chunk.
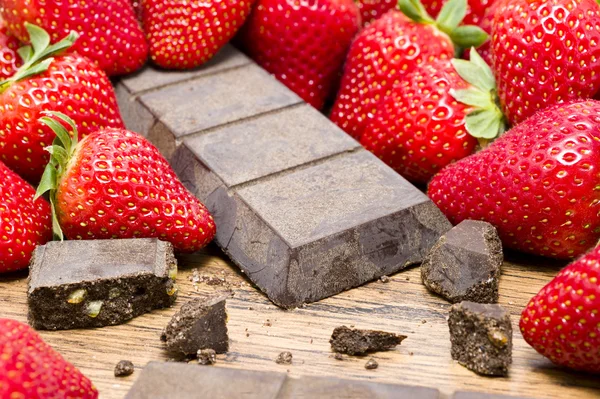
[448,301,512,376]
[28,239,177,330]
[197,349,217,365]
[162,294,229,356]
[114,360,135,377]
[365,358,379,370]
[275,351,293,365]
[330,326,407,356]
[421,220,503,304]
[125,362,440,399]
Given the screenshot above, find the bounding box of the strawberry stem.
[0,24,78,94]
[449,48,507,144]
[34,112,80,241]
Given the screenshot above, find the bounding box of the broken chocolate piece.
[421,220,503,304]
[329,326,406,356]
[161,294,229,356]
[448,301,512,376]
[197,349,217,365]
[365,358,378,370]
[125,362,441,399]
[275,351,293,365]
[28,239,177,330]
[115,360,135,377]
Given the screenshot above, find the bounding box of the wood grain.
[1,245,599,399]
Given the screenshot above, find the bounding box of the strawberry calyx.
[450,48,506,147]
[398,0,488,53]
[0,23,77,93]
[34,112,80,240]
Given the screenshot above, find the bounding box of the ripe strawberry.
[0,0,148,76]
[0,17,21,79]
[0,24,124,184]
[461,0,500,65]
[36,113,216,253]
[491,0,600,125]
[0,160,51,273]
[238,0,360,110]
[520,246,600,373]
[361,49,505,184]
[330,0,488,140]
[422,0,496,26]
[356,0,396,26]
[0,318,98,398]
[142,0,255,70]
[428,99,600,260]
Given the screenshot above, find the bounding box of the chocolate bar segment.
[125,362,441,399]
[28,238,177,330]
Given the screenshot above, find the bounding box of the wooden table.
[1,245,599,399]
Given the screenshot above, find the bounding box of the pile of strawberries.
[0,0,598,395]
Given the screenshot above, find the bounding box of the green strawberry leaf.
[452,58,495,92]
[27,23,50,57]
[450,88,491,107]
[465,108,505,139]
[449,25,488,49]
[468,47,495,85]
[398,0,434,24]
[50,194,63,241]
[435,0,467,34]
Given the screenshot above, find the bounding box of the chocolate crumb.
[334,353,344,361]
[275,351,293,365]
[197,349,217,365]
[330,326,406,355]
[365,358,378,370]
[114,360,134,377]
[421,320,427,324]
[380,276,390,283]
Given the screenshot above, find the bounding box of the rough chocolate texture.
[114,360,135,377]
[197,349,216,365]
[422,220,503,304]
[161,294,229,356]
[330,326,407,355]
[28,239,177,330]
[125,362,440,399]
[448,301,513,376]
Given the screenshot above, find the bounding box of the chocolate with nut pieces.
[28,238,178,330]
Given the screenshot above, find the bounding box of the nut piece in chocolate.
[161,294,229,356]
[28,239,178,330]
[421,220,503,304]
[448,301,512,376]
[329,326,407,356]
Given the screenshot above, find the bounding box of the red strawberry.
[0,160,51,273]
[0,25,124,184]
[142,0,255,70]
[239,0,360,110]
[330,0,488,140]
[36,113,216,253]
[361,49,505,184]
[422,0,496,26]
[0,0,148,76]
[520,246,600,373]
[356,0,396,26]
[0,17,21,79]
[461,0,501,65]
[491,0,600,125]
[428,99,600,260]
[0,318,98,398]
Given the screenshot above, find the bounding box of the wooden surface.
[1,245,599,399]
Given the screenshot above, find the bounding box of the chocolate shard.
[114,360,135,377]
[421,220,503,304]
[329,326,407,356]
[125,362,441,399]
[161,294,229,356]
[27,239,177,330]
[448,301,513,376]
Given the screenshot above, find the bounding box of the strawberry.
[461,0,500,65]
[428,99,600,260]
[520,246,600,373]
[0,24,124,184]
[421,0,496,26]
[356,0,397,26]
[0,17,21,79]
[0,0,148,76]
[238,0,360,110]
[0,318,98,398]
[330,0,488,140]
[0,160,51,273]
[491,0,600,125]
[36,112,216,253]
[142,0,255,70]
[361,49,505,184]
